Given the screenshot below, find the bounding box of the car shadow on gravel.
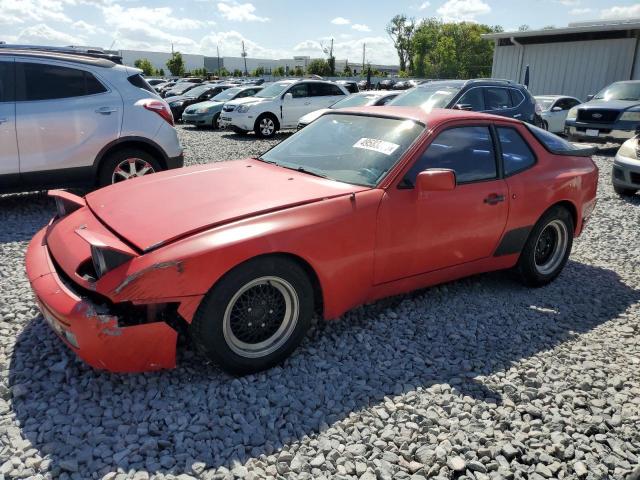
[0,192,55,244]
[8,260,639,478]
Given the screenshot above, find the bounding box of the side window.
[329,84,346,96]
[376,95,396,105]
[19,62,107,101]
[498,127,536,176]
[288,83,309,98]
[509,89,524,107]
[0,61,15,102]
[403,126,497,186]
[484,87,512,110]
[309,83,344,96]
[566,98,580,109]
[456,88,484,111]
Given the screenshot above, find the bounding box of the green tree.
[293,65,304,76]
[134,58,155,76]
[411,19,498,79]
[518,24,530,31]
[218,67,230,77]
[159,68,165,76]
[273,66,285,77]
[166,52,185,77]
[306,59,330,76]
[386,14,416,73]
[398,70,409,78]
[251,66,265,76]
[232,69,243,77]
[343,63,352,77]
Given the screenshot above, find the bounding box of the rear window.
[525,124,595,156]
[128,74,155,93]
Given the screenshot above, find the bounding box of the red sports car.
[26,107,598,375]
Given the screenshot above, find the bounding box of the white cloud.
[558,0,580,5]
[216,1,269,22]
[600,4,640,20]
[102,5,204,31]
[331,17,351,25]
[72,20,104,35]
[16,23,85,45]
[294,35,397,65]
[352,23,371,32]
[0,0,72,23]
[437,0,491,22]
[569,7,592,15]
[419,1,431,9]
[200,31,287,58]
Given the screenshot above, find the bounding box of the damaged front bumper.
[26,227,178,373]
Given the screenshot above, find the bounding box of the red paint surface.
[26,108,599,372]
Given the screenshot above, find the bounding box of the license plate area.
[586,128,599,137]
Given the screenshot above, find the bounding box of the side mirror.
[284,92,293,101]
[551,106,562,112]
[453,103,473,111]
[586,94,594,101]
[416,169,456,192]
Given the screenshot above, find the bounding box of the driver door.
[281,83,311,128]
[374,124,509,283]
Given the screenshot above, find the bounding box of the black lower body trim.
[494,226,533,256]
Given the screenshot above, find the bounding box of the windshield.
[255,82,291,98]
[331,94,381,109]
[259,114,424,187]
[593,82,640,101]
[535,97,555,110]
[185,85,212,98]
[390,84,460,110]
[212,87,242,101]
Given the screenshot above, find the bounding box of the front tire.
[97,148,162,187]
[254,114,278,138]
[191,256,314,375]
[516,206,574,287]
[212,112,220,129]
[614,185,637,196]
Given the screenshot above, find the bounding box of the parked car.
[218,79,348,137]
[176,77,203,84]
[379,79,396,90]
[166,84,235,121]
[145,78,166,86]
[565,81,640,143]
[357,79,368,90]
[390,79,543,126]
[162,82,199,98]
[182,85,263,128]
[611,135,639,196]
[392,80,410,90]
[535,95,581,133]
[156,81,176,95]
[0,45,182,193]
[297,90,399,128]
[336,80,359,94]
[26,107,598,374]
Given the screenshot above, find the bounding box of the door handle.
[303,102,311,105]
[484,193,505,205]
[513,113,522,118]
[95,107,117,114]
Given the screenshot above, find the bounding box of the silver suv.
[0,46,183,193]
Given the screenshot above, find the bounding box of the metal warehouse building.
[482,19,640,101]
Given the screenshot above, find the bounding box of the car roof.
[0,48,116,67]
[324,105,523,126]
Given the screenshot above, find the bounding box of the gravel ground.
[0,126,639,480]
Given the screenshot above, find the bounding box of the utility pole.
[241,41,248,76]
[362,43,366,74]
[217,44,221,77]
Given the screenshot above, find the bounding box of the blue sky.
[1,0,638,65]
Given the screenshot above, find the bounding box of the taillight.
[140,99,174,126]
[534,102,542,116]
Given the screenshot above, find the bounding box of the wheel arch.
[93,137,169,182]
[547,200,578,234]
[255,111,280,131]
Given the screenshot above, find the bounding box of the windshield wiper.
[291,166,329,179]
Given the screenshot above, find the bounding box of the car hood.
[165,95,189,104]
[580,99,640,110]
[86,159,369,251]
[185,100,223,112]
[298,108,331,125]
[224,96,270,107]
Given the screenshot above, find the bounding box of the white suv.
[0,46,183,193]
[219,79,348,138]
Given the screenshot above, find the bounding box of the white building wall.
[119,50,205,72]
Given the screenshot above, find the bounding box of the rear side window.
[19,63,107,100]
[497,128,536,176]
[509,89,525,107]
[525,123,593,155]
[127,74,155,93]
[405,126,496,185]
[0,61,15,102]
[484,87,512,110]
[310,83,344,96]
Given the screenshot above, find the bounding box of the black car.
[336,80,359,94]
[389,79,542,126]
[379,79,396,90]
[166,84,234,121]
[162,82,199,98]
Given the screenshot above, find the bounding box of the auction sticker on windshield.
[353,138,400,155]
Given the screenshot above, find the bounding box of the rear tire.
[190,256,314,375]
[212,113,220,129]
[97,148,162,187]
[614,185,637,196]
[516,206,574,287]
